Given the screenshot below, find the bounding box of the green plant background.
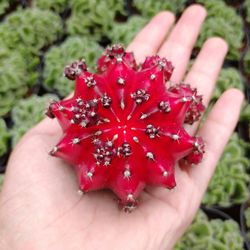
[0,0,249,248]
[175,210,244,250]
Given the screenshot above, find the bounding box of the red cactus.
[47,44,205,211]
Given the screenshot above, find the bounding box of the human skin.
[0,5,244,250]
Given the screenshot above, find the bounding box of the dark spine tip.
[109,44,125,55]
[117,199,138,213]
[45,104,55,119]
[64,59,87,80]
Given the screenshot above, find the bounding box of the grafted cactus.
[46,44,205,210]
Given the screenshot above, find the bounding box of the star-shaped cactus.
[47,44,205,211]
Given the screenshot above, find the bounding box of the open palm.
[0,5,244,250]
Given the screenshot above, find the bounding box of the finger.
[185,37,228,135]
[188,89,244,197]
[158,5,206,83]
[127,11,175,63]
[185,37,228,105]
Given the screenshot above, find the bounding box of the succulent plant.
[109,16,148,46]
[244,207,250,240]
[240,102,250,123]
[196,0,243,60]
[0,0,10,16]
[43,36,102,97]
[0,175,4,191]
[11,94,58,146]
[175,210,244,250]
[0,8,63,54]
[203,133,250,207]
[0,8,63,98]
[245,207,250,228]
[0,47,36,116]
[243,48,250,76]
[66,0,126,41]
[213,68,243,100]
[33,0,69,14]
[133,0,187,17]
[0,119,9,157]
[46,44,205,210]
[244,0,250,24]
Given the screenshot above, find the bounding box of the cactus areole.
[47,44,205,211]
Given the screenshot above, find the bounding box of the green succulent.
[109,16,148,46]
[245,0,250,23]
[0,175,4,191]
[11,94,58,146]
[196,0,243,60]
[66,0,126,41]
[0,0,9,16]
[0,119,9,157]
[175,210,244,250]
[43,36,102,97]
[240,102,250,123]
[0,48,36,116]
[33,0,69,13]
[213,68,243,100]
[202,133,250,207]
[245,207,250,228]
[0,8,62,95]
[243,48,250,76]
[133,0,186,17]
[245,207,250,239]
[0,8,63,54]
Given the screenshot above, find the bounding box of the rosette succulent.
[244,207,250,240]
[243,48,250,76]
[175,210,244,249]
[46,44,205,210]
[0,8,63,54]
[213,68,243,100]
[240,103,250,124]
[245,0,250,24]
[0,0,10,16]
[0,119,9,157]
[196,0,243,60]
[0,47,34,116]
[109,16,148,46]
[66,0,126,41]
[133,0,186,16]
[203,133,250,207]
[11,94,58,146]
[33,0,69,14]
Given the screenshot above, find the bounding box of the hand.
[0,5,244,250]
